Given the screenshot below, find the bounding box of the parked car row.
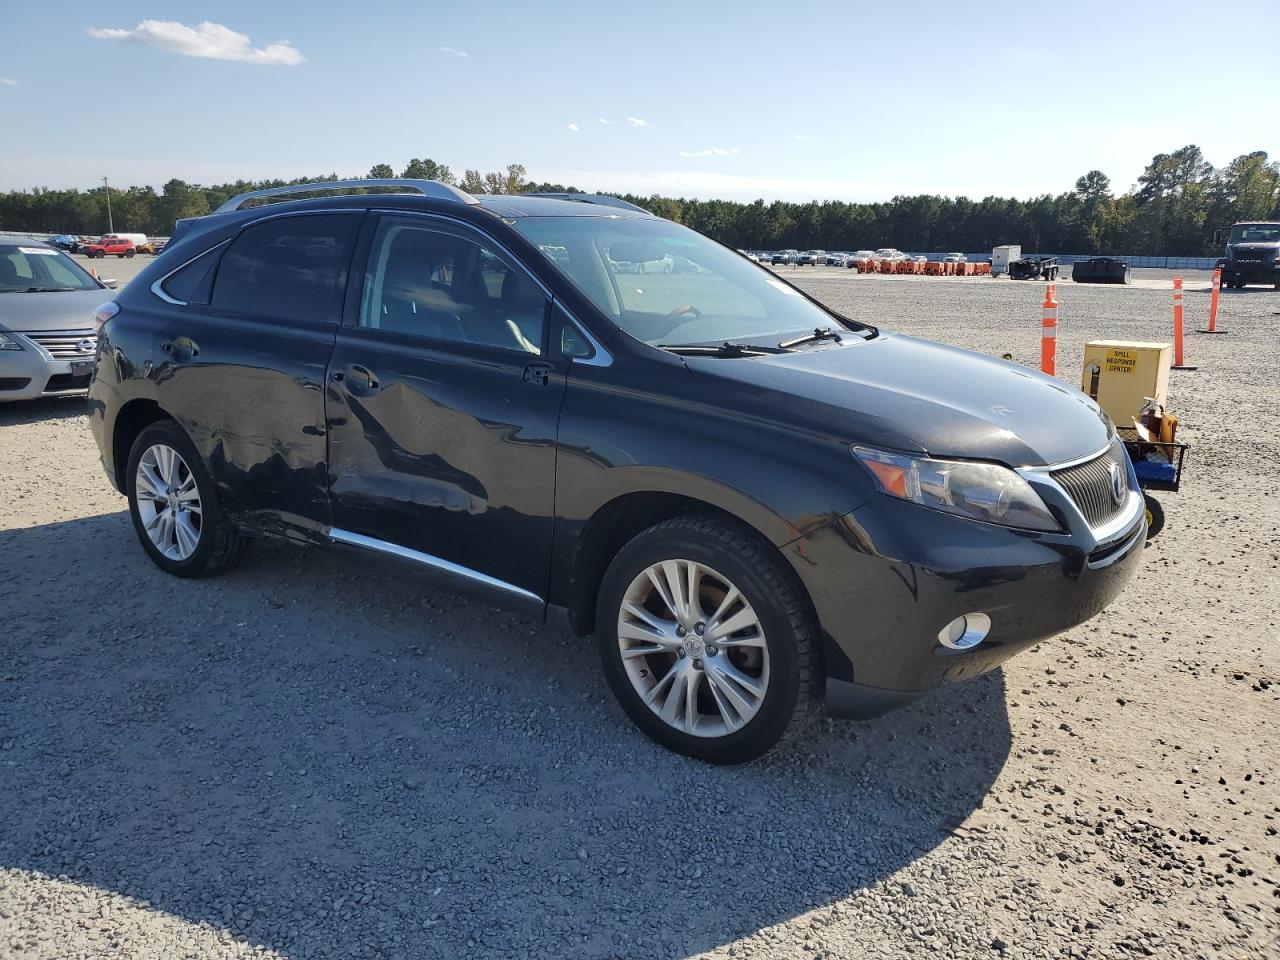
[18,233,167,257]
[751,248,942,268]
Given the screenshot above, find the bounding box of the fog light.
[937,613,991,651]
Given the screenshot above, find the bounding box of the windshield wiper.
[779,327,843,350]
[657,341,778,358]
[23,286,80,293]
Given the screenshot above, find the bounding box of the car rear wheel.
[596,515,820,764]
[126,420,248,577]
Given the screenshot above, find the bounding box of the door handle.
[343,364,380,394]
[522,362,552,386]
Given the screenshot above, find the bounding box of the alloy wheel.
[616,559,769,738]
[135,444,202,561]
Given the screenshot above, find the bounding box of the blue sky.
[0,0,1273,201]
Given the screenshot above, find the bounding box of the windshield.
[512,217,847,347]
[0,244,101,293]
[1229,224,1280,243]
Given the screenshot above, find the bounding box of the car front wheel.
[126,420,248,577]
[596,515,821,763]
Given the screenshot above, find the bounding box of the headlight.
[853,446,1062,532]
[0,332,24,351]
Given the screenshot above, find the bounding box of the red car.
[83,237,136,259]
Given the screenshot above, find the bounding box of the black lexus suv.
[88,179,1146,763]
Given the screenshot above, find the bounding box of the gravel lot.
[1,263,1277,959]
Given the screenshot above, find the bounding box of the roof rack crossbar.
[523,193,649,214]
[214,178,479,215]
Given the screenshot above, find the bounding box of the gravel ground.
[1,265,1277,959]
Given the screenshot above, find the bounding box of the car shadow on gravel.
[0,512,1012,959]
[0,396,88,426]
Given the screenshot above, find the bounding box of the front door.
[325,214,566,604]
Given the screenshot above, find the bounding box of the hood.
[687,333,1112,468]
[1229,242,1279,253]
[0,288,106,334]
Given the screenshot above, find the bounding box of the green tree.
[368,163,395,179]
[400,158,455,184]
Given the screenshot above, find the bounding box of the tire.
[1143,494,1165,540]
[595,515,821,764]
[126,419,249,578]
[124,249,135,258]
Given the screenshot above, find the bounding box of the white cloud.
[564,122,580,132]
[0,78,17,87]
[793,133,817,141]
[434,46,470,58]
[678,146,741,158]
[87,20,304,66]
[627,117,649,127]
[597,117,614,125]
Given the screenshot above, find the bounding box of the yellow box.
[1081,340,1171,426]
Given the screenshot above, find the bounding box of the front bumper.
[1222,263,1278,283]
[0,331,96,402]
[786,488,1146,719]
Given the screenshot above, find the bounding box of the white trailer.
[991,245,1021,276]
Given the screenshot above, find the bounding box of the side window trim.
[356,211,552,359]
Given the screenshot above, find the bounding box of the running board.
[327,528,544,615]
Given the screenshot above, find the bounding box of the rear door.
[325,213,566,606]
[153,211,360,540]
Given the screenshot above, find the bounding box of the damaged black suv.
[88,179,1145,763]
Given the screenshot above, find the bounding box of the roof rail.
[213,178,479,215]
[523,193,650,214]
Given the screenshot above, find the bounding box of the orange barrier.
[1197,267,1227,334]
[960,262,976,277]
[1041,282,1057,375]
[1171,276,1196,370]
[974,262,990,276]
[924,261,944,275]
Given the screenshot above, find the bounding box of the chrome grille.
[1051,441,1129,529]
[24,331,97,359]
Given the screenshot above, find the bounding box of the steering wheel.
[665,305,702,321]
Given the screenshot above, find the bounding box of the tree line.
[2,146,1276,256]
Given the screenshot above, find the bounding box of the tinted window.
[359,219,545,354]
[211,215,355,323]
[159,244,222,304]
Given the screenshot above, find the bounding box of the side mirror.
[102,278,119,290]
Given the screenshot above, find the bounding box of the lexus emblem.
[76,339,95,354]
[1109,462,1126,505]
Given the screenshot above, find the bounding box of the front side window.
[358,219,545,354]
[511,216,848,348]
[210,214,356,323]
[0,244,100,293]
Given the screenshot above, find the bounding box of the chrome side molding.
[327,528,542,606]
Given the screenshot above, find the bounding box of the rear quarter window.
[159,244,223,304]
[210,214,357,323]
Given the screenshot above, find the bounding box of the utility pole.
[102,176,114,234]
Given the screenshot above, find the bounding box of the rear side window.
[159,245,222,304]
[210,214,356,323]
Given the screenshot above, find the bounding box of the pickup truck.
[1218,221,1280,289]
[82,237,137,259]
